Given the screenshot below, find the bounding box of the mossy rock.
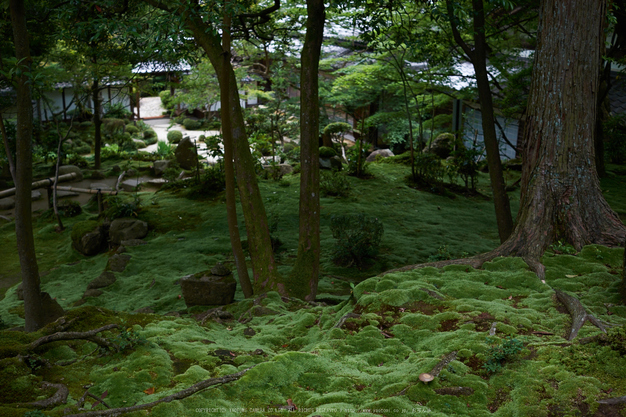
[125,124,140,134]
[71,220,106,256]
[319,146,337,158]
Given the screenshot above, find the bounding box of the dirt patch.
[439,319,459,332]
[471,312,496,332]
[487,388,511,413]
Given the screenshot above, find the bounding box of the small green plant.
[550,240,577,255]
[125,124,140,135]
[605,326,626,355]
[112,327,148,352]
[104,196,140,219]
[155,141,173,158]
[346,143,370,177]
[59,200,82,217]
[483,336,524,374]
[101,143,120,159]
[24,410,48,417]
[330,214,384,268]
[320,170,351,198]
[428,245,453,262]
[319,146,337,159]
[167,130,183,143]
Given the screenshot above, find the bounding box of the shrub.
[604,114,626,164]
[285,145,300,163]
[102,118,126,136]
[167,130,183,143]
[346,143,370,177]
[103,102,131,119]
[71,220,100,243]
[185,164,226,199]
[125,125,140,135]
[330,214,384,268]
[79,121,93,128]
[101,144,120,159]
[159,90,173,110]
[144,129,157,139]
[134,140,147,149]
[155,141,174,158]
[605,326,626,355]
[319,146,337,158]
[74,144,92,155]
[319,170,351,197]
[59,200,82,217]
[104,196,140,219]
[183,118,202,130]
[143,135,158,146]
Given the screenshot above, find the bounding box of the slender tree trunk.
[183,11,279,291]
[492,0,625,264]
[221,7,253,298]
[287,0,325,300]
[446,0,514,242]
[10,0,47,332]
[93,76,102,170]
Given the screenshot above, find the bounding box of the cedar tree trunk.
[93,75,102,169]
[287,0,325,300]
[10,0,53,331]
[494,0,626,266]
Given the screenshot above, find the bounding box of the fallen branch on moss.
[18,382,68,409]
[63,365,257,416]
[29,324,120,351]
[555,290,607,340]
[430,351,458,377]
[334,312,361,329]
[435,386,474,396]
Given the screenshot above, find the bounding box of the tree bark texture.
[287,0,324,301]
[93,75,102,169]
[10,0,47,332]
[497,0,626,260]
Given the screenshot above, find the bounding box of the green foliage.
[142,132,158,146]
[319,170,351,197]
[111,327,148,352]
[59,200,82,217]
[603,114,626,164]
[159,90,173,110]
[483,336,524,374]
[167,130,183,144]
[249,132,272,157]
[125,125,140,135]
[185,165,226,199]
[323,122,352,142]
[427,245,453,262]
[104,196,140,219]
[550,240,578,255]
[103,102,131,120]
[101,144,120,160]
[183,118,202,130]
[448,146,481,191]
[154,141,173,158]
[330,214,384,268]
[102,119,126,136]
[414,152,445,186]
[346,143,370,177]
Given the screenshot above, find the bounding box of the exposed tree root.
[598,396,626,405]
[29,324,119,351]
[18,382,68,408]
[63,365,257,417]
[430,351,458,377]
[555,290,607,340]
[334,312,361,329]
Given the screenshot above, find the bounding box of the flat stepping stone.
[120,179,142,192]
[147,178,168,188]
[0,197,14,210]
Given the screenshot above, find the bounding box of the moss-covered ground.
[0,161,625,416]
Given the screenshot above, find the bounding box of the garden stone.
[319,158,332,170]
[135,307,154,314]
[175,137,198,170]
[57,190,79,198]
[0,197,14,210]
[90,170,106,180]
[153,160,170,176]
[87,271,117,290]
[120,179,142,192]
[106,254,132,273]
[423,133,460,159]
[262,163,294,177]
[58,165,83,181]
[83,289,103,298]
[147,178,167,188]
[126,168,137,177]
[366,149,395,162]
[180,268,237,307]
[330,156,343,170]
[71,221,106,256]
[31,190,41,200]
[109,218,148,244]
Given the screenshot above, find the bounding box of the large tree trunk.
[93,76,102,170]
[287,0,325,301]
[493,0,625,263]
[10,0,56,331]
